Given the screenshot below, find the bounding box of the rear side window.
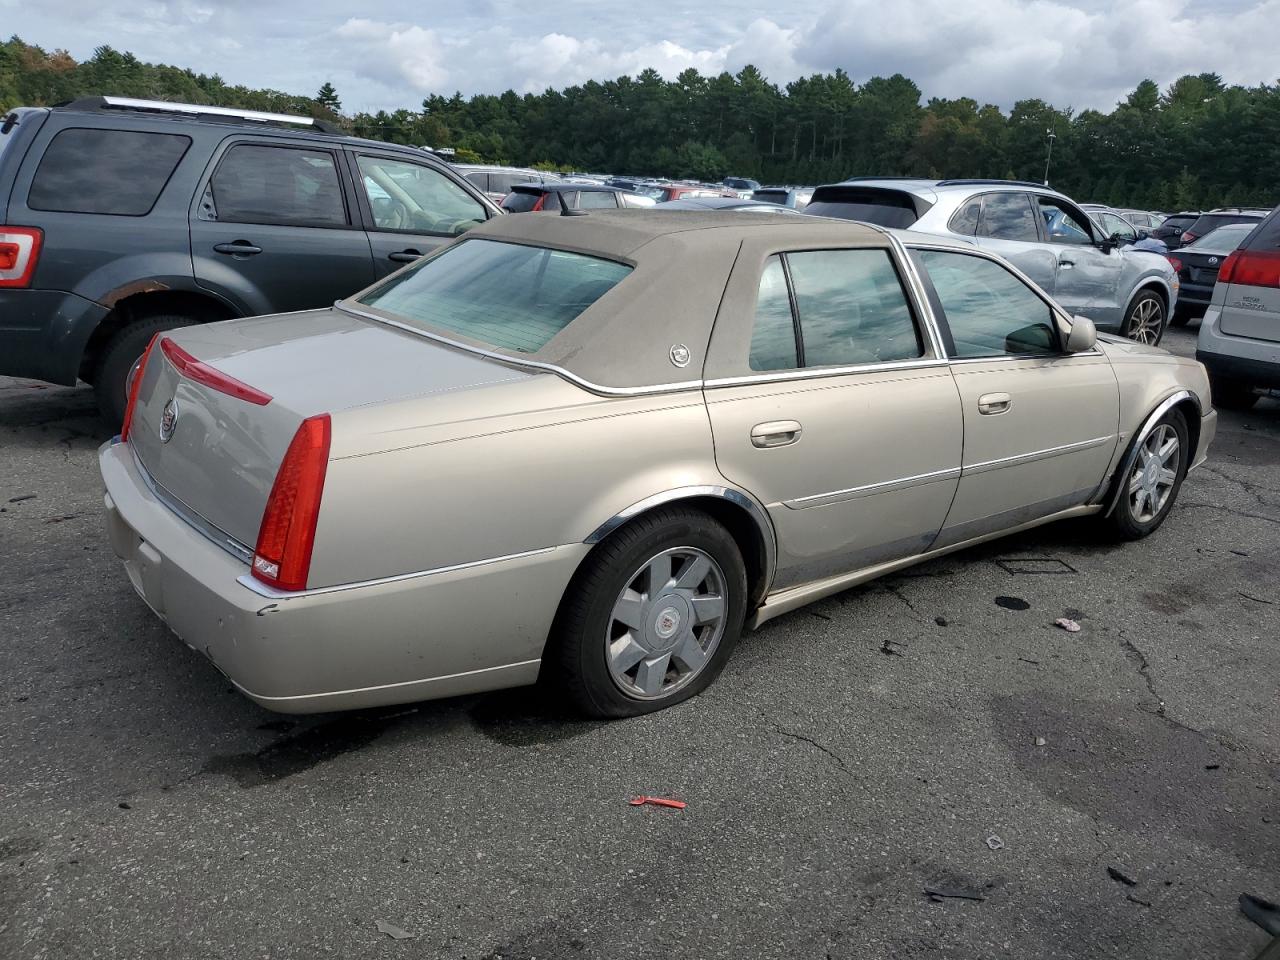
[977,193,1039,242]
[356,238,631,353]
[207,144,347,227]
[28,128,190,216]
[577,190,618,209]
[745,248,923,370]
[950,198,981,236]
[464,171,489,191]
[1246,210,1280,250]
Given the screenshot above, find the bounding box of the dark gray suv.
[0,96,499,423]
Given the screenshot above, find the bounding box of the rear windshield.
[806,188,923,228]
[1190,214,1261,235]
[753,191,787,204]
[501,190,544,212]
[355,238,632,353]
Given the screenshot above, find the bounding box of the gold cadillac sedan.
[98,210,1216,717]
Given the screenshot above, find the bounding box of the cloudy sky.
[5,0,1277,114]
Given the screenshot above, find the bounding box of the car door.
[190,140,376,316]
[1099,212,1138,245]
[348,150,494,280]
[909,246,1120,548]
[967,191,1060,295]
[703,242,963,591]
[1034,194,1126,327]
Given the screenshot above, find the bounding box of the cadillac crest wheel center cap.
[654,605,682,641]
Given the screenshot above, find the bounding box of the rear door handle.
[977,393,1012,415]
[750,420,803,448]
[388,249,423,263]
[213,241,262,256]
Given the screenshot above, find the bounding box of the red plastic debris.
[628,796,687,810]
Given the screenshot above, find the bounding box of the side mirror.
[1065,315,1097,353]
[1137,229,1150,240]
[1098,235,1118,253]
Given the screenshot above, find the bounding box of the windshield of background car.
[355,239,632,353]
[1189,223,1257,250]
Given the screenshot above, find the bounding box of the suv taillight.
[1181,231,1197,244]
[1220,249,1280,289]
[0,227,43,288]
[1166,256,1183,273]
[120,333,162,442]
[252,414,331,592]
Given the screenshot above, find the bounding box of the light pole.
[1043,127,1057,186]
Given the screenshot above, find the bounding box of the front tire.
[548,507,747,718]
[1102,409,1189,540]
[1121,290,1166,346]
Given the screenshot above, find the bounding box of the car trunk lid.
[127,307,533,549]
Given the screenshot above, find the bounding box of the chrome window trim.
[963,435,1114,476]
[584,484,778,595]
[238,546,558,600]
[1101,390,1199,516]
[704,357,951,389]
[783,466,962,510]
[333,301,704,398]
[131,446,254,565]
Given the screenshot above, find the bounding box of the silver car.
[99,211,1215,717]
[1196,203,1280,408]
[805,179,1180,344]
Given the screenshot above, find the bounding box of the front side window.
[29,128,190,216]
[356,238,631,353]
[357,156,486,235]
[1037,197,1094,245]
[916,249,1058,358]
[208,144,347,227]
[977,193,1039,242]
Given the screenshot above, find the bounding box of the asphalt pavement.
[2,326,1278,960]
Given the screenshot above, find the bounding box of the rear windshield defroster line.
[355,238,632,354]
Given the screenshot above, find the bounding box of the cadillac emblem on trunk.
[159,398,179,444]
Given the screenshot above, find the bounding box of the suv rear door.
[1218,209,1280,343]
[190,138,375,316]
[962,191,1059,294]
[347,149,493,280]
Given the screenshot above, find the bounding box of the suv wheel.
[1209,375,1259,411]
[1121,291,1166,345]
[93,316,198,428]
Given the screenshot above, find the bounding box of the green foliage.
[2,35,1275,209]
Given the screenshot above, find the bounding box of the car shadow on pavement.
[0,379,111,448]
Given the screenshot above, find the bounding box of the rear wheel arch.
[80,289,237,383]
[579,490,775,612]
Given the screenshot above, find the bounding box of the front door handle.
[388,249,424,263]
[977,393,1012,415]
[750,420,803,448]
[213,241,262,256]
[1058,257,1075,268]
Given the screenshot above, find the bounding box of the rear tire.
[1101,408,1189,541]
[1210,376,1259,411]
[547,507,747,718]
[93,315,198,428]
[1120,290,1166,345]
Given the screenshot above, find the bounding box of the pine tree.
[315,81,341,113]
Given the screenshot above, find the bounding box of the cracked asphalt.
[2,326,1278,960]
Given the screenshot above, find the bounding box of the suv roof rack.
[57,96,343,134]
[936,178,1051,189]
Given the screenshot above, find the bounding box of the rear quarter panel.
[307,377,729,588]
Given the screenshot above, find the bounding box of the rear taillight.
[120,333,161,442]
[1167,256,1183,273]
[252,414,332,592]
[1181,232,1196,244]
[160,337,272,405]
[0,227,42,288]
[531,195,546,211]
[1219,249,1280,289]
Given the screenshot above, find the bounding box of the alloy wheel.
[1126,297,1164,345]
[1128,423,1180,522]
[605,546,727,700]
